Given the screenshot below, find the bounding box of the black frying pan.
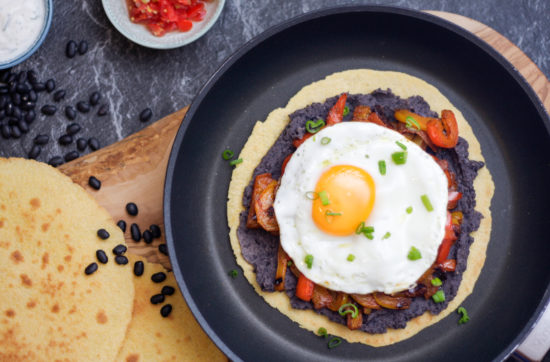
[164,6,550,361]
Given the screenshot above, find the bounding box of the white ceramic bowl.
[102,0,225,49]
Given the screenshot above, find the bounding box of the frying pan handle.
[514,302,550,361]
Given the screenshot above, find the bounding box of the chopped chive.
[287,260,293,267]
[391,151,408,165]
[222,149,234,160]
[457,307,470,324]
[362,226,374,233]
[328,337,342,349]
[306,119,325,134]
[421,194,434,212]
[317,327,328,337]
[378,160,386,175]
[319,190,330,205]
[228,269,238,278]
[355,222,365,234]
[229,158,243,166]
[325,211,342,216]
[347,254,355,262]
[338,303,359,318]
[406,206,413,214]
[365,154,370,158]
[431,277,442,286]
[382,232,391,240]
[321,137,331,145]
[343,106,350,116]
[405,116,421,130]
[407,246,422,261]
[396,141,407,150]
[363,232,374,240]
[432,290,445,303]
[305,254,313,269]
[305,191,318,200]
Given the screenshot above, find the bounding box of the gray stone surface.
[1,0,549,162]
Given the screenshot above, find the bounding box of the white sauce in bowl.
[0,0,46,63]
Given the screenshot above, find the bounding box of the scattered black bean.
[78,40,88,55]
[142,229,153,244]
[10,125,21,139]
[97,104,108,116]
[25,110,36,124]
[139,108,152,122]
[117,220,127,232]
[66,122,81,135]
[97,228,110,240]
[17,120,29,133]
[34,134,49,145]
[161,286,175,296]
[48,156,64,167]
[76,137,87,151]
[85,262,98,275]
[58,134,73,145]
[28,90,37,102]
[45,79,56,93]
[53,89,66,102]
[115,255,129,265]
[160,304,172,317]
[64,150,79,162]
[158,244,168,256]
[96,249,108,264]
[76,101,90,113]
[65,105,76,120]
[33,82,46,92]
[66,40,77,58]
[150,224,161,238]
[28,144,41,159]
[88,176,101,190]
[133,261,144,276]
[0,124,10,139]
[88,137,100,151]
[130,223,141,242]
[150,294,165,305]
[151,272,166,283]
[27,70,38,84]
[89,91,101,106]
[112,244,127,256]
[126,202,138,216]
[41,104,57,115]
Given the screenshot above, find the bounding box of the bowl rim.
[0,0,54,70]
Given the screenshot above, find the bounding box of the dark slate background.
[0,0,548,163]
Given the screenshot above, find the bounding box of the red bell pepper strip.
[439,259,457,272]
[295,274,315,302]
[326,93,348,126]
[292,133,313,148]
[426,110,459,148]
[437,212,457,263]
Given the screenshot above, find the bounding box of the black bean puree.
[237,89,483,333]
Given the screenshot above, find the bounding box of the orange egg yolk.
[312,165,375,236]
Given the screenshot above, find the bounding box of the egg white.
[273,122,448,294]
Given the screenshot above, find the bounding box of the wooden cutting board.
[58,11,550,271]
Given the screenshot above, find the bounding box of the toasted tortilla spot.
[51,304,59,313]
[41,223,49,232]
[126,354,140,362]
[26,300,36,309]
[20,274,32,287]
[30,198,41,209]
[10,250,23,264]
[5,310,15,318]
[57,265,64,272]
[96,310,108,324]
[42,252,49,269]
[0,220,4,228]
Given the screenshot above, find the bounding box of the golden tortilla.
[227,69,495,346]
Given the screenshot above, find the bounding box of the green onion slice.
[305,191,318,200]
[338,303,359,318]
[347,254,355,262]
[305,254,313,269]
[457,306,470,324]
[421,194,434,212]
[325,211,342,216]
[355,222,365,234]
[396,141,407,150]
[432,290,445,303]
[319,190,330,205]
[328,337,342,349]
[378,160,386,175]
[406,206,413,214]
[343,106,350,116]
[405,116,421,130]
[287,260,293,267]
[321,137,331,145]
[228,269,238,278]
[229,158,243,166]
[222,149,234,160]
[317,327,328,337]
[382,231,391,240]
[364,232,374,240]
[407,246,422,261]
[431,277,442,286]
[362,226,374,233]
[391,151,408,165]
[306,119,325,134]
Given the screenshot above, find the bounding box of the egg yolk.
[312,165,375,236]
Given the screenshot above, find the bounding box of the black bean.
[65,106,76,120]
[33,82,46,92]
[8,81,16,93]
[5,102,13,116]
[160,304,172,317]
[58,134,73,145]
[117,220,126,232]
[10,125,21,139]
[41,104,57,115]
[8,117,18,125]
[16,83,30,94]
[20,101,35,111]
[11,107,21,120]
[0,95,7,109]
[7,73,16,82]
[139,108,152,122]
[66,122,81,135]
[151,272,166,283]
[97,104,108,116]
[133,261,144,276]
[28,90,37,102]
[66,40,77,58]
[48,156,64,167]
[21,94,29,102]
[27,70,38,84]
[161,286,175,296]
[115,255,129,265]
[126,202,138,216]
[0,71,9,83]
[17,71,26,83]
[25,109,36,123]
[28,144,41,159]
[130,223,141,242]
[150,294,165,305]
[112,244,127,256]
[53,89,66,102]
[96,250,108,264]
[45,79,56,93]
[64,151,79,162]
[158,244,168,256]
[0,109,5,121]
[150,224,161,238]
[78,40,88,55]
[76,101,90,113]
[34,134,49,145]
[88,137,100,151]
[11,92,21,105]
[17,120,29,133]
[97,228,110,240]
[0,86,7,95]
[84,262,98,275]
[88,176,101,190]
[89,91,101,106]
[76,137,87,151]
[142,229,153,244]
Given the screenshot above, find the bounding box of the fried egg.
[273,121,448,294]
